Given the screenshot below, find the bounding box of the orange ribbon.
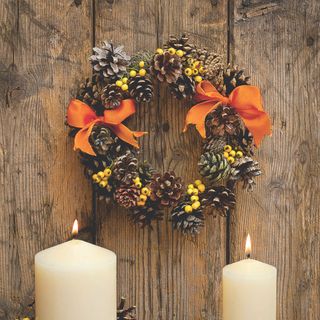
[67,99,145,156]
[184,81,272,146]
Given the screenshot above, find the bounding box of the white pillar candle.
[35,220,117,320]
[223,234,277,320]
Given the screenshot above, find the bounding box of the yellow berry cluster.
[156,47,185,58]
[92,168,112,188]
[184,58,205,83]
[184,180,206,213]
[128,60,147,80]
[116,77,129,91]
[133,177,151,206]
[223,145,243,164]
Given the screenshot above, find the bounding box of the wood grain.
[0,1,93,318]
[95,0,228,319]
[230,0,320,319]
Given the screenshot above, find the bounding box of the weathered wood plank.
[0,1,93,318]
[95,0,228,318]
[230,1,320,319]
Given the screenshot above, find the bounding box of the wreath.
[66,34,271,235]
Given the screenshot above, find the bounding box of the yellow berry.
[133,177,140,183]
[192,189,199,195]
[168,47,176,55]
[137,200,145,206]
[193,61,200,67]
[236,151,243,158]
[188,184,194,189]
[176,49,184,57]
[229,150,236,157]
[192,201,201,210]
[187,58,194,65]
[116,80,123,87]
[121,84,128,91]
[122,77,128,84]
[129,70,137,77]
[199,67,205,74]
[228,156,235,164]
[223,151,229,158]
[194,179,202,186]
[184,68,193,76]
[99,181,107,188]
[224,145,232,152]
[104,168,112,176]
[139,61,145,68]
[184,205,193,213]
[97,171,104,178]
[147,189,152,196]
[140,194,147,202]
[156,48,164,54]
[198,184,206,193]
[187,188,194,195]
[92,174,100,183]
[194,75,203,83]
[190,195,199,202]
[135,181,142,188]
[192,68,199,75]
[141,187,149,195]
[139,69,147,77]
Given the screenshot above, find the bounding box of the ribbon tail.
[74,120,99,156]
[109,124,146,148]
[184,101,222,138]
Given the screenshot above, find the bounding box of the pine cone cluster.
[202,186,235,216]
[206,105,243,138]
[214,64,250,96]
[90,41,130,78]
[171,200,204,234]
[113,151,138,185]
[114,185,140,209]
[170,74,195,100]
[151,51,182,83]
[117,297,136,320]
[198,152,233,182]
[101,83,123,109]
[128,75,154,103]
[150,171,183,207]
[164,34,195,61]
[228,156,261,191]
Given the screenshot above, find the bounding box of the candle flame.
[245,234,251,258]
[72,219,79,237]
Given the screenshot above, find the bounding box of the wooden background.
[0,0,319,319]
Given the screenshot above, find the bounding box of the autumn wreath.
[66,34,271,235]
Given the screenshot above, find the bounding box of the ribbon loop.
[67,99,146,156]
[184,81,271,146]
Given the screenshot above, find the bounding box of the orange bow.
[67,99,145,156]
[184,81,272,146]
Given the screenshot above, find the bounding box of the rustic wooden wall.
[0,0,319,319]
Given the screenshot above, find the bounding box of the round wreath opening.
[66,34,271,235]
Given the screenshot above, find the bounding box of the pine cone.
[213,64,250,96]
[203,51,224,81]
[138,161,156,185]
[203,136,226,153]
[164,34,196,61]
[90,41,130,79]
[77,75,105,115]
[114,185,140,209]
[198,152,233,182]
[128,76,154,103]
[202,186,236,216]
[101,83,123,109]
[151,51,182,83]
[150,171,183,207]
[206,105,243,138]
[169,74,195,100]
[171,200,204,234]
[113,151,138,185]
[130,201,163,228]
[228,156,261,191]
[89,125,115,156]
[117,297,136,320]
[228,128,254,156]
